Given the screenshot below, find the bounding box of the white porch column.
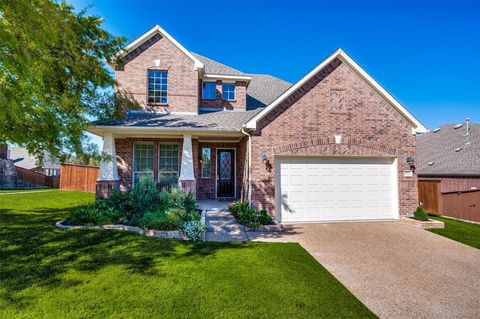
[96,133,119,198]
[179,134,196,195]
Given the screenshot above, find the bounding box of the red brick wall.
[199,80,247,111]
[195,141,246,199]
[116,34,199,113]
[250,58,418,217]
[115,137,246,199]
[420,176,480,193]
[115,137,183,191]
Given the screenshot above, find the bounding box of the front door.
[217,149,235,197]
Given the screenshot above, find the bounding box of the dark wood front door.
[217,149,235,197]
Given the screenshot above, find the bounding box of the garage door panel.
[277,157,398,222]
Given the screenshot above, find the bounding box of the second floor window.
[222,83,236,100]
[147,70,168,104]
[202,82,216,100]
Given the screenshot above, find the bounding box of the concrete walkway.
[198,200,248,242]
[248,222,480,319]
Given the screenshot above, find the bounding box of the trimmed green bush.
[413,206,429,221]
[228,201,274,229]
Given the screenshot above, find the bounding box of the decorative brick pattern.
[420,176,480,193]
[249,58,418,216]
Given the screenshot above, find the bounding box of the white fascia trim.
[119,25,204,70]
[87,125,244,137]
[245,49,428,134]
[203,74,252,82]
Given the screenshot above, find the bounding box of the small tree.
[0,0,125,163]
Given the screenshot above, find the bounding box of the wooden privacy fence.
[16,166,60,188]
[60,164,99,193]
[418,180,480,223]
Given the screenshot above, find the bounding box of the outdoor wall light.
[406,156,416,173]
[261,154,268,164]
[261,154,272,172]
[198,156,203,164]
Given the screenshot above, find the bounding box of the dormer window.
[202,81,216,100]
[222,82,236,101]
[147,70,168,104]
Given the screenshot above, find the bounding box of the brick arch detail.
[272,137,399,157]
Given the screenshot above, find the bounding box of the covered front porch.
[95,130,248,201]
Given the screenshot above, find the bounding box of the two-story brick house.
[89,25,427,223]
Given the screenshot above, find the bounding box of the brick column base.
[96,180,120,199]
[179,179,196,198]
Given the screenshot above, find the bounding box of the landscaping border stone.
[401,217,444,229]
[243,223,284,232]
[56,209,208,241]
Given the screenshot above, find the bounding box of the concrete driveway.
[249,222,480,318]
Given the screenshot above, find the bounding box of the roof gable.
[119,25,204,70]
[244,49,427,133]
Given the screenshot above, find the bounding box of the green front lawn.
[429,216,480,250]
[0,190,375,318]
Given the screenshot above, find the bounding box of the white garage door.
[276,157,398,222]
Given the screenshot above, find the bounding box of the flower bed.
[228,201,277,231]
[62,178,206,241]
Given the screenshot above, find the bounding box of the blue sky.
[71,0,480,146]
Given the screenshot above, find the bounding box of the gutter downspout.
[241,125,252,204]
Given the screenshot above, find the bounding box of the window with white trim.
[222,82,235,100]
[201,147,211,178]
[147,70,168,104]
[133,142,154,184]
[202,82,216,100]
[159,143,179,187]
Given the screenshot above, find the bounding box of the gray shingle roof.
[191,52,246,76]
[192,52,291,109]
[94,109,263,132]
[416,123,480,176]
[246,74,291,110]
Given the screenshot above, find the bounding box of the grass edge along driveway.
[429,216,480,250]
[0,190,376,319]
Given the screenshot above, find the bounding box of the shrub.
[66,204,98,225]
[180,220,206,241]
[413,206,429,221]
[66,180,199,233]
[138,210,174,230]
[126,177,159,219]
[228,201,273,228]
[258,210,273,225]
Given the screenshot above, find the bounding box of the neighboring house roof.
[7,146,37,170]
[93,109,263,132]
[7,147,60,170]
[246,74,292,109]
[416,123,480,176]
[119,25,204,69]
[245,48,428,133]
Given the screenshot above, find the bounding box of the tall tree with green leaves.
[0,0,124,162]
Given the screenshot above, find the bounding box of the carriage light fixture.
[261,154,268,164]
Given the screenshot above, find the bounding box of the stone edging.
[243,223,284,232]
[56,210,207,241]
[401,217,444,229]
